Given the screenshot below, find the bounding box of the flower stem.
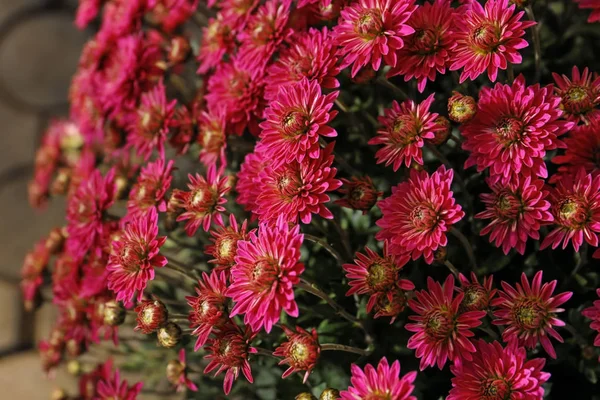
[321,343,371,357]
[298,279,364,330]
[506,64,515,84]
[255,347,277,359]
[304,234,345,266]
[444,260,459,277]
[164,261,198,281]
[334,98,349,113]
[525,5,542,82]
[449,228,477,271]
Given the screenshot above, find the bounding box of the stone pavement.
[0,1,89,398]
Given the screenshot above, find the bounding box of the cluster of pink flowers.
[20,0,600,398]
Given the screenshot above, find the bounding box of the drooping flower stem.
[255,347,278,359]
[525,5,542,81]
[298,279,366,331]
[444,260,459,277]
[304,234,345,266]
[449,228,477,270]
[165,261,199,281]
[321,343,371,356]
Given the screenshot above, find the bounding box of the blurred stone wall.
[0,0,88,397]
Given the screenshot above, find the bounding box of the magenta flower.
[492,271,572,359]
[127,157,174,218]
[107,208,168,303]
[174,166,230,235]
[273,325,321,383]
[389,0,457,92]
[461,75,573,185]
[226,217,304,333]
[204,325,257,395]
[551,120,600,183]
[340,357,417,400]
[197,110,227,168]
[448,340,550,400]
[457,272,497,312]
[552,66,600,123]
[450,0,535,83]
[376,165,464,264]
[197,12,236,74]
[265,27,340,101]
[406,275,486,370]
[369,94,441,170]
[259,78,338,166]
[96,360,143,400]
[235,150,269,215]
[333,0,416,77]
[575,0,600,23]
[127,80,177,161]
[476,176,553,254]
[66,168,116,255]
[205,56,266,135]
[236,0,292,65]
[186,270,229,351]
[582,289,600,352]
[255,143,341,225]
[541,168,600,251]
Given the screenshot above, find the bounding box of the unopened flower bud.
[67,359,81,376]
[50,168,71,196]
[428,116,451,146]
[103,300,126,326]
[295,393,317,400]
[448,91,477,123]
[45,227,65,254]
[135,299,168,334]
[335,176,382,214]
[114,174,129,200]
[51,388,68,400]
[168,36,191,65]
[274,326,321,383]
[157,322,182,348]
[66,338,85,357]
[320,388,340,400]
[166,358,186,386]
[433,246,447,265]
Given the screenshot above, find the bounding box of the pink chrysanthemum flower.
[376,165,464,264]
[174,166,230,235]
[197,13,236,74]
[204,325,257,395]
[461,75,573,185]
[372,287,411,323]
[206,56,266,135]
[264,27,340,101]
[476,176,553,254]
[127,80,177,161]
[492,271,572,359]
[75,0,101,30]
[100,34,162,118]
[107,208,168,303]
[149,0,199,33]
[66,168,116,255]
[333,0,416,77]
[552,66,600,123]
[259,78,338,166]
[21,238,49,311]
[273,325,321,383]
[340,357,417,400]
[96,362,143,400]
[127,158,174,218]
[220,0,260,27]
[186,270,229,351]
[197,110,227,168]
[582,289,600,352]
[369,94,441,170]
[406,275,486,370]
[237,0,292,64]
[457,272,496,312]
[343,242,413,314]
[575,0,600,23]
[255,143,342,225]
[450,0,535,83]
[388,0,456,92]
[206,214,251,271]
[541,168,600,251]
[166,349,198,392]
[226,217,304,333]
[448,340,550,400]
[552,120,600,182]
[236,150,269,215]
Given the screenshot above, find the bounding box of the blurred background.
[0,0,88,397]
